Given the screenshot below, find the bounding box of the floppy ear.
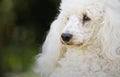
[34,13,66,77]
[101,7,120,60]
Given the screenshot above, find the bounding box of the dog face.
[60,1,105,46]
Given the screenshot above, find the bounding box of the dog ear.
[101,7,120,60]
[34,17,63,76]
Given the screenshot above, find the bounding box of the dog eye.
[66,17,69,20]
[83,14,90,23]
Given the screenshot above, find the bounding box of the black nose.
[61,33,73,42]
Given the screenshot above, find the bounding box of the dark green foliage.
[0,0,60,77]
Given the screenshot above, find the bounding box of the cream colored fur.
[35,0,120,77]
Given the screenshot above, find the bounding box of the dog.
[35,0,120,77]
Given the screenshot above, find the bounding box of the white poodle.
[35,0,120,77]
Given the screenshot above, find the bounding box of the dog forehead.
[60,0,104,19]
[61,0,104,10]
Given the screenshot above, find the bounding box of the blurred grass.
[1,43,40,77]
[5,70,40,77]
[2,43,39,72]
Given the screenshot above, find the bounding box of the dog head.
[60,0,104,46]
[59,0,120,59]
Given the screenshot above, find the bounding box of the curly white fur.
[35,0,120,77]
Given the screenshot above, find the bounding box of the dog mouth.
[61,40,72,45]
[60,38,84,46]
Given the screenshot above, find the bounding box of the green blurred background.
[0,0,60,77]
